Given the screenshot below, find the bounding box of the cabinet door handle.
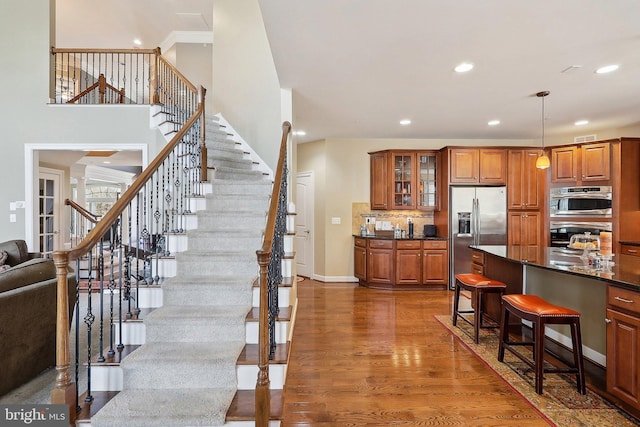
[614,296,634,304]
[605,318,612,324]
[627,249,638,253]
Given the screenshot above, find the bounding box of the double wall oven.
[549,185,613,248]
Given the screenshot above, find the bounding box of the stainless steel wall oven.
[549,186,612,218]
[550,221,612,248]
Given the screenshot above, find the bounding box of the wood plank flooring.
[282,280,551,426]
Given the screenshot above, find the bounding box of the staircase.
[88,114,294,426]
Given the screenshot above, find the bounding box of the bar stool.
[452,273,507,344]
[498,294,586,395]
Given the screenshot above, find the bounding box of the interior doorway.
[295,171,314,278]
[37,168,63,257]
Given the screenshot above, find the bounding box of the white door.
[295,172,314,278]
[38,168,63,258]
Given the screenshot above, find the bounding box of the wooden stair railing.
[51,82,207,421]
[65,74,125,104]
[256,121,291,427]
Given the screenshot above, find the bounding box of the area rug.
[434,315,640,427]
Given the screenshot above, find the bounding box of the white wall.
[212,0,282,170]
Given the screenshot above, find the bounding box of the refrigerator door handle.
[476,198,481,245]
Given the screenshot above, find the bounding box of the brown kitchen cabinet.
[507,212,540,263]
[507,149,544,210]
[366,239,394,285]
[355,237,449,289]
[620,245,640,257]
[449,148,506,185]
[470,249,485,275]
[606,285,640,410]
[395,240,422,285]
[552,142,610,183]
[422,240,448,287]
[354,237,367,281]
[369,150,439,210]
[370,151,389,209]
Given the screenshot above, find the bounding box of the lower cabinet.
[354,237,367,281]
[355,238,449,289]
[367,239,394,285]
[508,211,541,263]
[606,285,640,410]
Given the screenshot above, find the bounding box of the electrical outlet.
[365,217,375,224]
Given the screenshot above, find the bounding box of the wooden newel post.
[255,250,271,427]
[51,251,76,417]
[151,47,161,104]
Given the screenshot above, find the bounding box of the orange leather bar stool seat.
[452,273,507,344]
[498,294,586,395]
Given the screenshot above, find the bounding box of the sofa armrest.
[0,258,56,293]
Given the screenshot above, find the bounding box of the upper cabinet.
[369,150,440,210]
[449,148,506,184]
[507,149,544,210]
[552,142,610,184]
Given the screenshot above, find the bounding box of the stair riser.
[196,214,266,230]
[211,169,265,181]
[135,287,163,308]
[144,318,246,343]
[246,320,289,344]
[176,257,258,276]
[237,364,287,390]
[162,286,252,307]
[208,182,272,196]
[166,234,188,254]
[114,322,146,345]
[187,234,263,252]
[123,363,237,390]
[188,197,207,212]
[209,158,254,171]
[253,286,291,308]
[207,148,245,162]
[206,193,270,207]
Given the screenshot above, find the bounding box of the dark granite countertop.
[471,245,640,290]
[353,234,449,241]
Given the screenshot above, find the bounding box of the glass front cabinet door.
[392,153,414,208]
[417,152,438,209]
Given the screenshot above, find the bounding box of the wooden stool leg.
[534,319,545,394]
[452,280,461,326]
[571,319,587,395]
[498,302,509,362]
[473,289,482,344]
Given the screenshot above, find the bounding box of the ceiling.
[56,0,640,145]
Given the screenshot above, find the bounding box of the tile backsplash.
[352,202,435,236]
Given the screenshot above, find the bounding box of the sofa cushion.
[0,258,57,293]
[0,240,30,267]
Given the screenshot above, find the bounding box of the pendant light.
[535,91,551,169]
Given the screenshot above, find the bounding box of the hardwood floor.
[282,280,551,426]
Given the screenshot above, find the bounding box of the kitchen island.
[471,244,640,416]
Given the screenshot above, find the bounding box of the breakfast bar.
[470,244,640,416]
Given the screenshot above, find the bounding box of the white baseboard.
[311,275,359,283]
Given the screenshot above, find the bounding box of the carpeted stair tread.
[91,388,235,427]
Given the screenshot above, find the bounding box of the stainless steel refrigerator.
[449,186,507,289]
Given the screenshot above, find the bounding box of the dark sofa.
[0,240,77,397]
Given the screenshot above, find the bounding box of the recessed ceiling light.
[595,64,619,74]
[454,62,474,73]
[574,120,589,126]
[399,119,412,126]
[488,120,500,126]
[133,39,142,46]
[293,130,306,136]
